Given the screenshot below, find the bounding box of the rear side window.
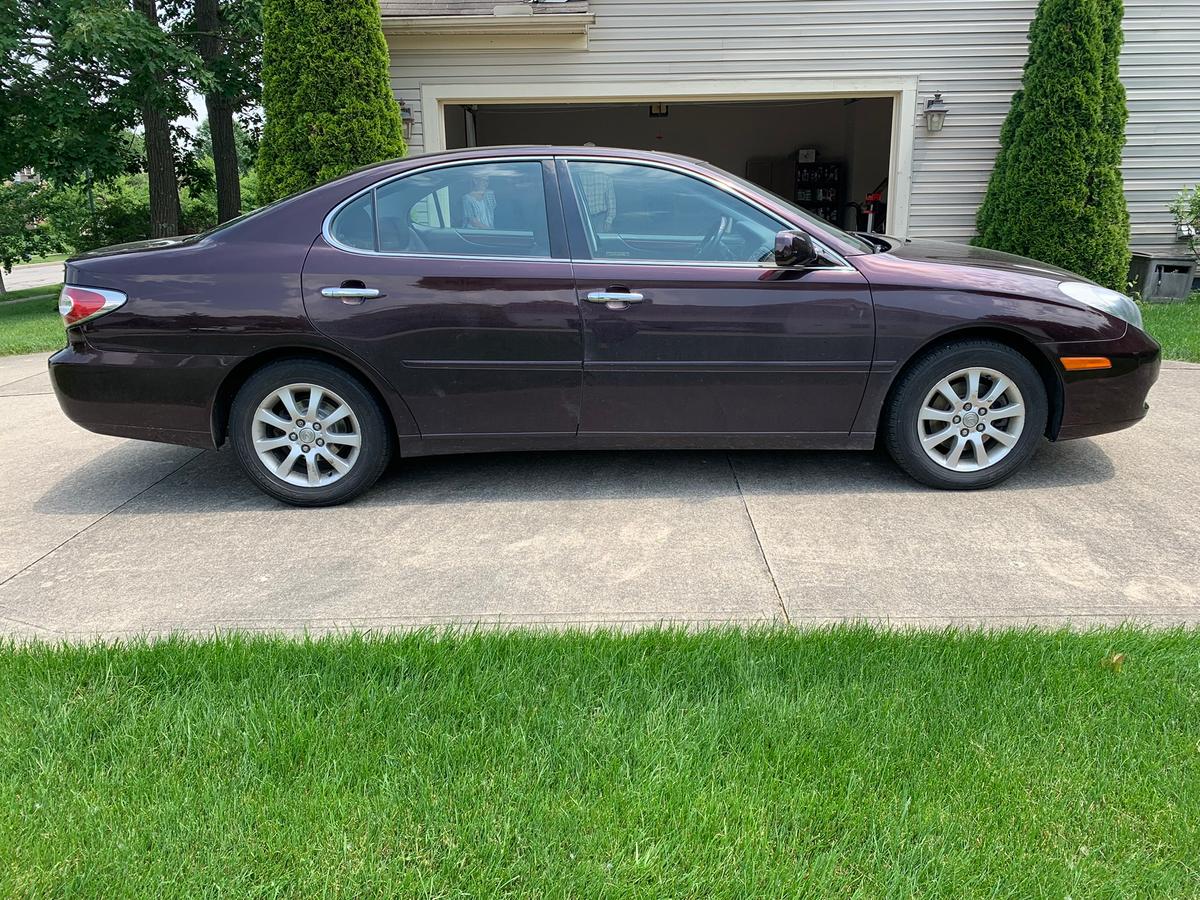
[328,161,551,258]
[328,192,375,251]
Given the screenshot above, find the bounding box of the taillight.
[59,285,126,327]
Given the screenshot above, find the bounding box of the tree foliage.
[2,3,120,183]
[179,0,261,110]
[0,181,62,292]
[0,0,197,184]
[975,0,1131,290]
[257,0,405,203]
[1,0,261,237]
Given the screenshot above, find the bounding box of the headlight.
[1058,281,1143,331]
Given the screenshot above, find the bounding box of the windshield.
[715,168,877,255]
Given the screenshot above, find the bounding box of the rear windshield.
[196,192,299,238]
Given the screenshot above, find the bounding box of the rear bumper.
[1051,328,1162,441]
[48,345,233,449]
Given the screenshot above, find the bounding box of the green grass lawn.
[0,282,62,303]
[1140,292,1200,363]
[0,284,64,356]
[17,251,70,265]
[1,628,1198,897]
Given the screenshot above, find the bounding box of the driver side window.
[565,161,781,264]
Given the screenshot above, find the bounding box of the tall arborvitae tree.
[975,0,1131,290]
[257,0,405,203]
[1090,0,1131,287]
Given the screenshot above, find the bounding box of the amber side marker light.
[1060,356,1113,371]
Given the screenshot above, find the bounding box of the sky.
[180,91,206,133]
[180,90,262,134]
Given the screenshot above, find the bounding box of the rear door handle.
[585,291,644,304]
[321,287,382,300]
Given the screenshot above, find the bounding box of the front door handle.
[585,291,644,304]
[321,286,382,300]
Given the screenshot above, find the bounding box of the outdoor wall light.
[400,102,415,141]
[924,92,949,132]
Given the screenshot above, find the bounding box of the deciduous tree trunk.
[196,0,242,223]
[206,94,241,222]
[133,0,182,238]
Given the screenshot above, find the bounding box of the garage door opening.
[442,97,894,233]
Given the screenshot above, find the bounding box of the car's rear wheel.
[230,360,391,506]
[884,340,1048,489]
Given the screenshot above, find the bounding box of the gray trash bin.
[1128,253,1197,302]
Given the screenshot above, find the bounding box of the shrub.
[46,177,160,251]
[239,168,260,212]
[1170,186,1200,263]
[975,0,1131,290]
[256,0,406,203]
[44,173,246,254]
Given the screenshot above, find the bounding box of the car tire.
[230,359,392,506]
[884,340,1049,490]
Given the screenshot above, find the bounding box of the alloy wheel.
[251,382,363,487]
[916,367,1026,472]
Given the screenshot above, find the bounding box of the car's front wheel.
[884,340,1048,489]
[230,360,392,506]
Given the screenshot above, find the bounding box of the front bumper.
[1050,328,1162,441]
[49,345,233,449]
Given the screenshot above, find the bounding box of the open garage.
[441,96,895,233]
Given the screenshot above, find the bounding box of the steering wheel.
[694,215,736,261]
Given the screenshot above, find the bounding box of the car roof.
[355,144,713,174]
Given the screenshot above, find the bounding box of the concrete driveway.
[3,261,63,292]
[2,351,1198,639]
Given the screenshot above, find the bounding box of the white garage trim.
[419,76,919,237]
[383,12,593,50]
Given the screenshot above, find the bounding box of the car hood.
[878,238,1091,284]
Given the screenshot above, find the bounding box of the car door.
[302,158,582,440]
[558,158,875,438]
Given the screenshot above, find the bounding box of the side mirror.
[774,230,818,267]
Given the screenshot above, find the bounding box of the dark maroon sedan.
[49,146,1160,505]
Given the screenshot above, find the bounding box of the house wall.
[387,0,1200,255]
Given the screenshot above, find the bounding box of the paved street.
[2,351,1198,639]
[3,261,63,292]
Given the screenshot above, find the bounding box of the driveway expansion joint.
[0,449,204,590]
[726,452,789,624]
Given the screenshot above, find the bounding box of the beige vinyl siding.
[388,0,1200,254]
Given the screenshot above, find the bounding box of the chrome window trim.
[319,248,567,264]
[321,152,855,271]
[565,257,853,271]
